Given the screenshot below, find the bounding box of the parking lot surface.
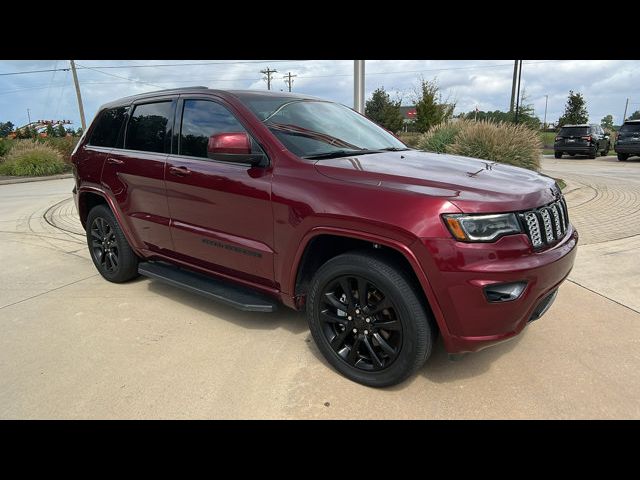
[0,156,638,419]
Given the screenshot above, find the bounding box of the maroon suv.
[71,87,578,387]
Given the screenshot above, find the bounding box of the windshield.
[241,98,408,158]
[620,123,640,133]
[558,126,589,136]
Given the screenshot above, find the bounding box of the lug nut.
[353,328,357,333]
[347,316,352,321]
[365,318,370,323]
[364,330,369,335]
[355,309,360,314]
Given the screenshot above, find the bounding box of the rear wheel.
[589,145,597,159]
[554,151,562,159]
[86,204,139,283]
[601,142,610,156]
[617,153,629,161]
[306,251,434,387]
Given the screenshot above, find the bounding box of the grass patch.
[418,119,542,171]
[0,140,68,176]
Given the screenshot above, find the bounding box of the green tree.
[557,90,589,127]
[413,78,455,133]
[0,121,14,137]
[628,110,640,121]
[365,87,404,133]
[600,114,614,130]
[45,124,55,137]
[55,124,66,137]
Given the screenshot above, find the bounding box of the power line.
[0,67,69,77]
[74,62,164,88]
[80,60,307,69]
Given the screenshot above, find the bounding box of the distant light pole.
[622,98,629,122]
[354,60,365,114]
[27,108,31,124]
[543,95,548,130]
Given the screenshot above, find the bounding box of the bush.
[0,140,68,176]
[41,136,79,164]
[397,132,421,148]
[417,120,469,153]
[0,138,12,157]
[417,119,542,171]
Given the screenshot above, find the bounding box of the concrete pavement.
[0,164,639,419]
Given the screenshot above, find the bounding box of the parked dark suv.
[71,87,578,387]
[554,124,610,159]
[615,119,640,161]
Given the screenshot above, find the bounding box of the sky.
[1,60,639,129]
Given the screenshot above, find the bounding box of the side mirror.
[207,132,267,167]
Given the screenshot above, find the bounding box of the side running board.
[138,262,277,312]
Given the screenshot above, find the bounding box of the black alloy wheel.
[90,217,119,274]
[319,274,402,372]
[86,204,139,283]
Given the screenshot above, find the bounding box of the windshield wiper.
[302,149,383,160]
[379,147,411,151]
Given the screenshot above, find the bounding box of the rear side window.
[559,126,589,136]
[179,100,248,159]
[125,101,173,153]
[620,123,640,133]
[89,107,126,147]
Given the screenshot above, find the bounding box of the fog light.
[484,281,527,303]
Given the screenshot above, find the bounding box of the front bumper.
[416,225,578,353]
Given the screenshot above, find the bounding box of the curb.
[0,173,74,185]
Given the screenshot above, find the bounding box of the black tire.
[568,153,575,156]
[86,204,139,283]
[306,251,434,387]
[617,153,629,161]
[601,142,610,156]
[589,145,597,159]
[554,151,562,159]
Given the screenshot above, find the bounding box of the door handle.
[106,158,124,165]
[169,166,191,177]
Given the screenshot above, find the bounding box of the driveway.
[0,160,639,419]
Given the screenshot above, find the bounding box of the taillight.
[581,135,592,141]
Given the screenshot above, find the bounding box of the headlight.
[443,213,521,242]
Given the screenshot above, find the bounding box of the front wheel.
[86,204,139,283]
[589,146,597,159]
[306,251,434,387]
[554,151,563,159]
[617,153,629,161]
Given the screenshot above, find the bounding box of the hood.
[314,150,559,213]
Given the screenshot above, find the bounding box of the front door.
[164,97,275,286]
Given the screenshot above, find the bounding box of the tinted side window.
[125,102,173,153]
[179,100,247,159]
[89,107,126,147]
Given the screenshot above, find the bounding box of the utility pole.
[509,60,519,113]
[354,60,365,114]
[622,98,629,122]
[543,94,548,130]
[27,108,31,124]
[69,60,86,130]
[260,67,278,90]
[283,72,297,92]
[514,60,523,124]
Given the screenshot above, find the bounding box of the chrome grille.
[520,197,569,249]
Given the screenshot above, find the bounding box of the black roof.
[100,87,321,109]
[624,119,640,123]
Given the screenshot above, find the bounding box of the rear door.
[101,97,176,254]
[164,96,275,286]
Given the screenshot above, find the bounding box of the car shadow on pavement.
[145,280,308,335]
[416,333,523,385]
